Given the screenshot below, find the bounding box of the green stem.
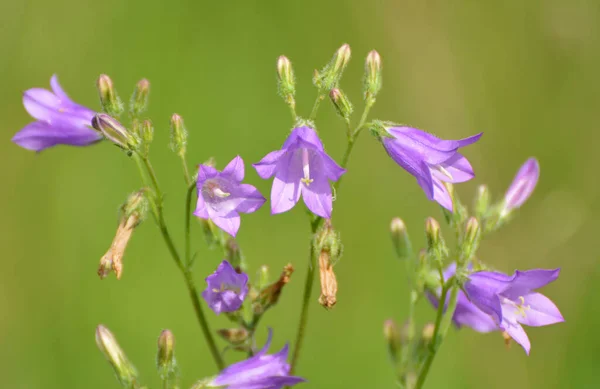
[309,93,325,121]
[180,156,192,186]
[185,183,195,268]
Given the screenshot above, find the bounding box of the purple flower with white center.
[427,263,499,333]
[194,156,266,237]
[464,268,564,355]
[12,75,101,152]
[253,126,345,218]
[380,126,482,211]
[208,329,305,389]
[202,260,248,315]
[501,158,540,217]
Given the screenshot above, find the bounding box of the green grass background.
[1,0,599,388]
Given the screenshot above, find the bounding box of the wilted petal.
[222,155,245,182]
[519,293,564,327]
[301,177,332,218]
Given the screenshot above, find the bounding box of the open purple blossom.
[381,126,482,211]
[195,156,266,237]
[253,126,345,218]
[202,260,248,315]
[426,263,498,333]
[501,158,540,216]
[464,268,564,355]
[12,75,101,152]
[208,329,305,389]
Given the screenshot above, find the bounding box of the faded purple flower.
[202,260,248,315]
[501,158,540,216]
[253,126,345,218]
[12,75,101,151]
[208,329,305,389]
[427,263,498,333]
[381,126,482,211]
[464,268,564,355]
[195,156,266,237]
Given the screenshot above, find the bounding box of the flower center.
[212,283,241,294]
[432,164,454,180]
[203,179,231,200]
[502,296,530,318]
[300,148,313,186]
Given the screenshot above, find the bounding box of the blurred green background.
[1,0,599,388]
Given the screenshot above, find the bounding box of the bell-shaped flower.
[464,268,564,354]
[501,158,540,217]
[208,329,305,389]
[12,75,101,151]
[253,126,345,218]
[201,260,249,314]
[195,156,266,237]
[380,126,482,211]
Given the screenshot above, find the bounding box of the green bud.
[169,113,188,157]
[122,190,149,223]
[97,74,124,117]
[329,88,353,122]
[216,328,249,345]
[383,319,402,363]
[256,265,270,290]
[276,55,295,106]
[363,50,382,103]
[92,113,138,150]
[95,325,139,387]
[474,185,490,219]
[461,217,481,263]
[156,330,178,384]
[390,217,412,260]
[314,219,343,262]
[425,217,447,263]
[140,119,154,156]
[421,322,435,344]
[314,43,351,90]
[130,79,150,116]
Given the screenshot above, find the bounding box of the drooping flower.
[501,158,540,217]
[202,260,249,315]
[12,75,101,151]
[253,126,345,218]
[380,126,482,211]
[207,329,305,389]
[194,156,266,237]
[464,268,564,354]
[426,263,499,333]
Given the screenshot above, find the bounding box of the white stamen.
[435,165,454,180]
[213,187,230,198]
[301,148,313,186]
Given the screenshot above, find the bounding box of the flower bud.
[216,328,249,345]
[390,217,412,260]
[501,158,540,217]
[383,319,402,363]
[329,88,353,122]
[169,113,188,158]
[130,79,150,116]
[256,265,270,290]
[140,119,154,156]
[421,322,436,344]
[461,217,481,263]
[425,217,447,264]
[276,55,296,106]
[95,325,139,387]
[157,330,178,382]
[92,114,137,150]
[474,185,490,219]
[314,43,351,90]
[363,50,382,103]
[97,74,124,117]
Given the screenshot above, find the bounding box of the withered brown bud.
[257,264,294,311]
[318,250,338,309]
[216,328,249,345]
[98,214,138,280]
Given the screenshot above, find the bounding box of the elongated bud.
[276,55,295,106]
[314,43,351,90]
[329,88,353,122]
[95,325,139,387]
[139,119,154,156]
[383,319,402,363]
[256,264,294,313]
[474,185,490,219]
[256,265,270,290]
[363,50,382,103]
[169,113,187,157]
[461,217,481,263]
[425,217,447,264]
[130,79,150,116]
[92,114,138,150]
[157,330,178,383]
[501,158,540,217]
[97,74,124,117]
[217,328,249,345]
[390,217,412,260]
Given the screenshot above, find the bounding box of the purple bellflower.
[202,260,249,315]
[464,268,564,354]
[253,126,345,218]
[195,156,266,237]
[427,263,498,333]
[381,126,482,211]
[12,75,101,151]
[501,158,540,217]
[208,329,305,389]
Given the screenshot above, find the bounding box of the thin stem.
[180,156,192,186]
[185,183,195,267]
[288,100,298,123]
[309,93,325,121]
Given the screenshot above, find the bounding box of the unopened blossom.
[501,158,540,216]
[381,126,482,211]
[253,126,345,218]
[194,156,266,237]
[426,263,498,333]
[12,75,101,151]
[202,260,249,315]
[207,329,305,389]
[464,268,564,354]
